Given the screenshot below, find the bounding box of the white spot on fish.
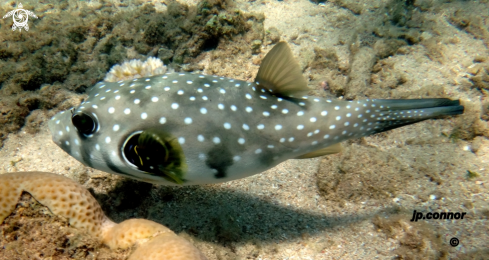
[203,96,208,100]
[164,87,170,91]
[108,107,115,114]
[190,96,196,101]
[198,135,205,142]
[178,90,184,95]
[255,149,262,154]
[267,145,274,148]
[282,109,289,114]
[220,89,226,94]
[134,99,140,104]
[65,141,70,146]
[288,137,294,142]
[271,105,277,109]
[58,131,63,136]
[159,117,166,124]
[329,125,335,129]
[324,134,329,139]
[235,83,240,87]
[200,108,207,114]
[257,124,265,130]
[336,116,341,120]
[105,137,111,143]
[92,105,98,109]
[246,93,252,99]
[310,117,317,122]
[184,117,192,124]
[246,107,253,113]
[124,108,131,115]
[218,104,225,110]
[187,80,193,84]
[74,139,79,145]
[204,83,210,87]
[171,103,179,109]
[275,125,282,130]
[321,111,327,116]
[65,126,70,132]
[130,90,136,94]
[280,138,285,143]
[141,113,148,119]
[152,97,159,102]
[213,137,221,144]
[312,141,318,145]
[113,124,120,131]
[297,125,304,130]
[242,124,249,130]
[297,111,304,116]
[231,105,237,111]
[334,106,340,110]
[233,156,241,162]
[223,122,231,129]
[145,86,151,89]
[263,111,270,116]
[346,113,351,117]
[172,80,178,83]
[238,138,245,144]
[178,137,185,144]
[95,144,100,151]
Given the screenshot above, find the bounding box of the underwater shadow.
[93,180,401,245]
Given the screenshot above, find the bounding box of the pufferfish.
[48,42,464,185]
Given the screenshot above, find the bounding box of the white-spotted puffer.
[48,42,464,185]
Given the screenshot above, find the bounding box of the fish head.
[48,80,189,185]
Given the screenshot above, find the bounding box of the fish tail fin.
[369,98,464,134]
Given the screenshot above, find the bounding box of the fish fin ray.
[255,42,310,97]
[295,143,342,159]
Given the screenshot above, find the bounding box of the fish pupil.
[71,113,97,135]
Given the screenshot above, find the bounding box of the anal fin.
[295,143,342,159]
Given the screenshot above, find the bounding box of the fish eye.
[71,112,98,135]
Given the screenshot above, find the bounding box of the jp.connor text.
[410,210,467,222]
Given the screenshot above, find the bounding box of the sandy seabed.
[1,0,488,259]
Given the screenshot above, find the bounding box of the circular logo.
[13,9,29,27]
[450,237,459,247]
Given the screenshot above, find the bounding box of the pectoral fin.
[295,143,342,159]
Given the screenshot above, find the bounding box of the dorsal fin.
[295,143,343,159]
[255,42,310,97]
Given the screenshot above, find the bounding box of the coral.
[0,172,207,260]
[103,57,167,82]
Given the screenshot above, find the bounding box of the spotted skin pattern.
[48,43,463,186]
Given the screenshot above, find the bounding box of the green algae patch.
[0,1,264,148]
